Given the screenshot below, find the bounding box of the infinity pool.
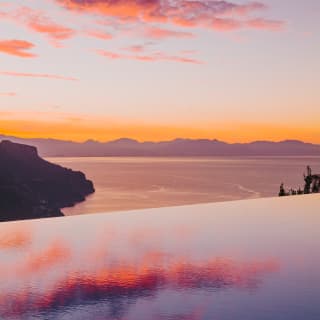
[0,195,319,319]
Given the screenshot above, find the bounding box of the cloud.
[0,40,36,58]
[0,92,16,97]
[56,0,161,20]
[122,44,145,53]
[97,49,202,64]
[28,20,74,41]
[15,6,74,41]
[56,0,284,32]
[210,17,243,31]
[0,6,75,45]
[0,71,78,81]
[86,30,113,40]
[137,52,202,64]
[96,50,123,59]
[246,18,284,31]
[144,27,194,39]
[229,2,267,15]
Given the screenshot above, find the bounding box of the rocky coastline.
[0,140,95,222]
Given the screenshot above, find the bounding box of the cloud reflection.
[0,224,32,249]
[22,241,70,274]
[0,252,279,318]
[0,213,281,319]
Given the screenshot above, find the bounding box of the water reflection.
[0,195,320,319]
[0,256,279,318]
[0,223,32,249]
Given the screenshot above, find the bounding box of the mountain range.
[0,134,320,157]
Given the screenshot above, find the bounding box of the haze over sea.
[48,156,320,215]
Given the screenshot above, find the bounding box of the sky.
[0,0,319,143]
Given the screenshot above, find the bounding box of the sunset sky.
[0,0,319,143]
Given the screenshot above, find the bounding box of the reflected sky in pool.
[0,195,319,319]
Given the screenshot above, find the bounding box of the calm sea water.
[0,196,319,319]
[48,156,320,215]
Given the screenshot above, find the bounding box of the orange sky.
[0,112,319,143]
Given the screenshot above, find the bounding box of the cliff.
[0,140,95,222]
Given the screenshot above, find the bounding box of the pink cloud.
[56,0,283,33]
[1,6,75,44]
[56,0,160,20]
[0,71,78,81]
[246,18,284,31]
[97,49,202,64]
[231,2,267,15]
[144,27,194,39]
[28,20,74,41]
[0,92,16,97]
[211,17,243,31]
[137,53,202,64]
[96,50,123,59]
[86,30,113,40]
[122,45,145,53]
[0,40,36,58]
[20,7,75,42]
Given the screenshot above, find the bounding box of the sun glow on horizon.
[0,114,319,144]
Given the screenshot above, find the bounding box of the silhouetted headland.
[0,140,95,222]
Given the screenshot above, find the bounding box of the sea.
[47,156,320,215]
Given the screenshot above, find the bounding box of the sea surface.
[0,195,319,319]
[47,156,320,215]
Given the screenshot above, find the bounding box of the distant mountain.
[0,140,94,222]
[0,135,320,157]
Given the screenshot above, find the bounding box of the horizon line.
[0,133,318,145]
